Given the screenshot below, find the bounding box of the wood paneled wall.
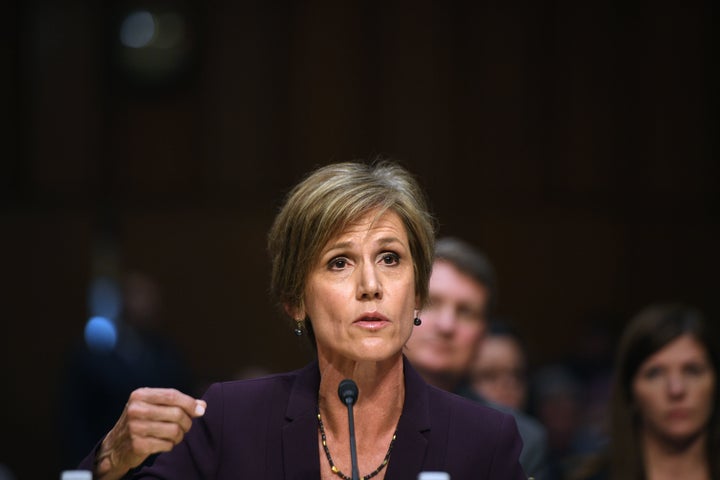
[2,1,716,477]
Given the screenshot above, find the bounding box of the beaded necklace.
[317,411,397,480]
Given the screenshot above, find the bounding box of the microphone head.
[338,379,359,406]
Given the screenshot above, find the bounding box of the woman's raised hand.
[94,387,207,480]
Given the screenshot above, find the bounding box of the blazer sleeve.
[131,382,224,479]
[75,383,223,479]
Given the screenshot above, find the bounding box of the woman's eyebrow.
[322,237,404,255]
[322,241,353,254]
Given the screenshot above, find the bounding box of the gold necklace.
[317,411,397,480]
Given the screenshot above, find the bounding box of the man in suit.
[405,237,548,480]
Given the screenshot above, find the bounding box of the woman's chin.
[351,339,403,362]
[657,425,708,447]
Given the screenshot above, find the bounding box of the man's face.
[405,260,489,379]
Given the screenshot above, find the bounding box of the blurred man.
[405,237,548,479]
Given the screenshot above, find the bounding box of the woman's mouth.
[353,313,390,331]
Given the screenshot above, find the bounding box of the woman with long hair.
[576,304,719,480]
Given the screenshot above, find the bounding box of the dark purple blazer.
[81,357,526,479]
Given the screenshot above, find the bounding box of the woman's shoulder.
[423,383,523,457]
[214,371,297,394]
[202,361,318,406]
[403,356,515,431]
[427,383,515,427]
[416,384,525,478]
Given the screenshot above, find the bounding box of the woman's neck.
[642,429,710,480]
[317,353,405,437]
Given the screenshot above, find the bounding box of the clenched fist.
[95,388,206,480]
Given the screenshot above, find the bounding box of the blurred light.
[120,10,156,48]
[89,276,121,320]
[115,7,193,85]
[84,316,118,353]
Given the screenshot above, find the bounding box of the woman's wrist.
[94,435,127,480]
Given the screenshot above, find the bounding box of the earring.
[413,317,422,326]
[294,320,304,336]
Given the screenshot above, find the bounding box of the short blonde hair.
[268,161,436,321]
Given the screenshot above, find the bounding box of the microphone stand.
[338,379,360,480]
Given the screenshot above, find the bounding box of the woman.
[471,320,529,412]
[80,161,525,479]
[573,304,719,480]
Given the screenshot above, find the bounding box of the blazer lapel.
[385,357,431,477]
[280,357,435,479]
[282,361,321,480]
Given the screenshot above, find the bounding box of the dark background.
[1,1,717,477]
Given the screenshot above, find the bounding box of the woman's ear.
[284,302,304,320]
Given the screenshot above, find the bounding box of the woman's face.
[301,208,418,365]
[632,334,716,445]
[471,335,527,411]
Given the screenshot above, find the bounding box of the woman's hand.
[94,387,207,480]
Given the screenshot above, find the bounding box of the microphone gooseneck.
[338,379,360,480]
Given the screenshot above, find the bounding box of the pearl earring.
[294,320,304,336]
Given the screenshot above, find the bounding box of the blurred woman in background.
[575,304,718,480]
[470,320,529,412]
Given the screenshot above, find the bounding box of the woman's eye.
[329,258,348,270]
[643,367,663,380]
[684,363,707,376]
[380,253,400,265]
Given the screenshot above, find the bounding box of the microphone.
[338,379,360,480]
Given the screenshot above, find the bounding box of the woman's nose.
[667,374,687,397]
[357,263,382,299]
